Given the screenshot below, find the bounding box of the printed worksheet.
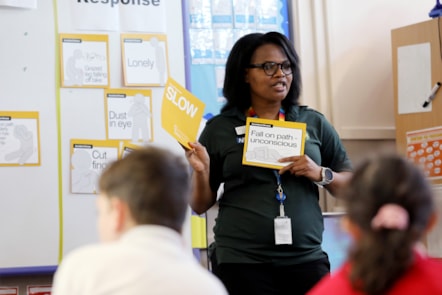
[0,111,40,166]
[70,139,120,194]
[105,88,154,143]
[121,33,169,87]
[407,126,442,180]
[60,33,110,88]
[161,77,205,149]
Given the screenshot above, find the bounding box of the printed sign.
[105,88,154,143]
[0,111,40,166]
[242,117,306,169]
[60,33,110,88]
[161,77,205,149]
[70,139,120,194]
[407,126,442,179]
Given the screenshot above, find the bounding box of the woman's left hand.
[277,155,322,182]
[278,155,353,196]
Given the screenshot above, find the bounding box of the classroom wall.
[0,0,187,292]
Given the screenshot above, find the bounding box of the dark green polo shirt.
[199,105,352,266]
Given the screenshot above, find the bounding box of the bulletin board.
[391,18,442,185]
[0,0,186,273]
[181,0,291,119]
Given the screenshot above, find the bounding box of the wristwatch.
[314,167,334,186]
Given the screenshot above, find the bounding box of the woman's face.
[245,43,293,106]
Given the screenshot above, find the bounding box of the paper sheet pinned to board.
[0,0,36,9]
[397,42,432,114]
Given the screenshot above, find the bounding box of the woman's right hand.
[185,142,210,173]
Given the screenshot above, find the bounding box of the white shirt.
[52,225,227,295]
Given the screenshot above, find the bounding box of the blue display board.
[182,0,291,119]
[322,212,352,272]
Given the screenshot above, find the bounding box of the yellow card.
[242,117,306,169]
[191,215,207,248]
[161,77,205,149]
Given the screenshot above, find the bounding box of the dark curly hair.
[221,31,301,113]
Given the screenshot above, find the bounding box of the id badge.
[274,216,292,245]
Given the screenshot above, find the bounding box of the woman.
[185,31,353,294]
[308,154,442,294]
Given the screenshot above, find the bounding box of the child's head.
[341,154,436,294]
[96,146,190,242]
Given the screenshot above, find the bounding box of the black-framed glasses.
[247,61,292,76]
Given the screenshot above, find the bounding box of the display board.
[181,0,290,118]
[0,0,186,273]
[391,18,442,184]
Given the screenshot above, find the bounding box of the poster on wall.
[406,126,442,180]
[70,139,120,194]
[104,88,154,143]
[121,33,169,87]
[397,42,432,114]
[242,117,306,169]
[59,33,110,88]
[0,111,40,166]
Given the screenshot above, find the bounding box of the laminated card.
[161,77,205,149]
[242,117,306,169]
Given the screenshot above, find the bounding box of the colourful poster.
[161,77,205,149]
[121,33,169,87]
[104,88,154,143]
[70,139,120,194]
[406,126,442,179]
[0,111,40,166]
[242,117,306,169]
[59,33,110,88]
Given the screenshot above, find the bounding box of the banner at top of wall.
[70,0,167,32]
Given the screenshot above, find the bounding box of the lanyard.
[247,107,287,216]
[274,170,286,216]
[247,107,286,121]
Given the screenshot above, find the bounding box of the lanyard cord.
[247,107,286,121]
[247,107,287,207]
[273,170,286,204]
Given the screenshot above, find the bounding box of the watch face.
[324,168,333,181]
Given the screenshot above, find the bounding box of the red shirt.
[308,254,442,295]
